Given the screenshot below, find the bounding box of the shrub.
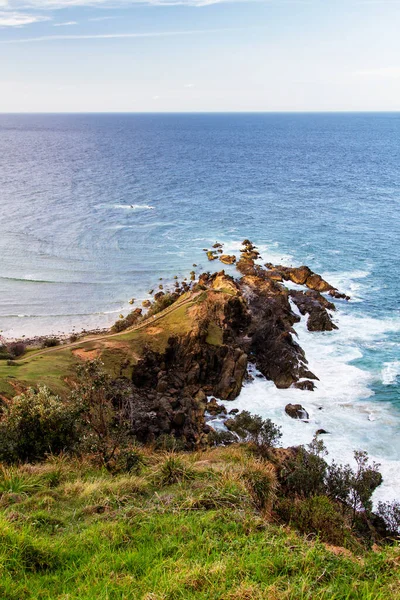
[0,345,11,360]
[71,360,131,467]
[42,337,60,348]
[146,293,178,318]
[207,429,237,446]
[226,411,282,449]
[0,386,81,463]
[111,309,142,333]
[8,342,26,358]
[377,500,400,538]
[283,436,328,499]
[276,495,349,546]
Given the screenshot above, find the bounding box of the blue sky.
[1,0,400,112]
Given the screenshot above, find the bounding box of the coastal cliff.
[0,239,347,449]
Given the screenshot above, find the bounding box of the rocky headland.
[107,240,348,446]
[0,239,349,448]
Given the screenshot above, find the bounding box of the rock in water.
[285,403,310,420]
[219,254,236,265]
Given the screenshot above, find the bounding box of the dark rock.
[285,403,309,420]
[206,397,227,416]
[229,408,239,415]
[293,380,316,391]
[316,429,329,435]
[290,290,338,332]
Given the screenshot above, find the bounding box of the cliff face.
[118,241,346,445]
[0,240,346,447]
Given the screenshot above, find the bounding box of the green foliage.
[0,466,44,495]
[146,292,178,318]
[154,433,186,452]
[226,410,282,449]
[207,429,237,446]
[0,344,12,361]
[156,455,195,486]
[377,500,400,538]
[284,437,328,498]
[0,451,397,600]
[111,309,142,333]
[243,461,277,511]
[71,360,131,468]
[42,337,60,348]
[0,386,81,463]
[276,496,350,547]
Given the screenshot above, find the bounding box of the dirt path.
[15,292,200,364]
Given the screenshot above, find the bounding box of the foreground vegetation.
[0,447,399,600]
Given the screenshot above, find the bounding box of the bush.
[283,437,328,499]
[111,309,142,333]
[8,342,26,358]
[207,429,237,446]
[71,360,131,467]
[0,345,11,360]
[276,495,349,546]
[0,386,81,463]
[226,411,282,449]
[377,500,400,538]
[154,434,185,452]
[42,337,60,348]
[146,293,178,318]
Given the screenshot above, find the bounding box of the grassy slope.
[0,447,398,600]
[0,291,216,399]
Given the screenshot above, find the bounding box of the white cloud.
[53,19,77,24]
[354,67,400,79]
[0,25,241,41]
[0,11,50,26]
[0,0,245,9]
[184,83,195,88]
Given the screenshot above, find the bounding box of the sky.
[1,0,400,112]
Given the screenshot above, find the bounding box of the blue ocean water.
[0,113,399,500]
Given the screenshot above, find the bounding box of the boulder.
[142,299,151,308]
[285,403,309,420]
[206,397,227,416]
[305,274,334,293]
[293,380,316,391]
[219,254,236,265]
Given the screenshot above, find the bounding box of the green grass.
[0,294,197,399]
[0,448,398,599]
[0,350,78,398]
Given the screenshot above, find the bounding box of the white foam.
[211,270,400,503]
[217,239,293,265]
[96,203,155,211]
[382,361,400,385]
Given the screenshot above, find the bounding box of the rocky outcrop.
[289,290,338,332]
[285,403,309,420]
[219,254,236,265]
[111,240,347,445]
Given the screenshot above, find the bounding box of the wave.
[2,309,121,319]
[382,361,400,385]
[98,203,155,211]
[208,271,400,503]
[0,276,105,286]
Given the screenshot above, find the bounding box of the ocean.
[0,112,399,502]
